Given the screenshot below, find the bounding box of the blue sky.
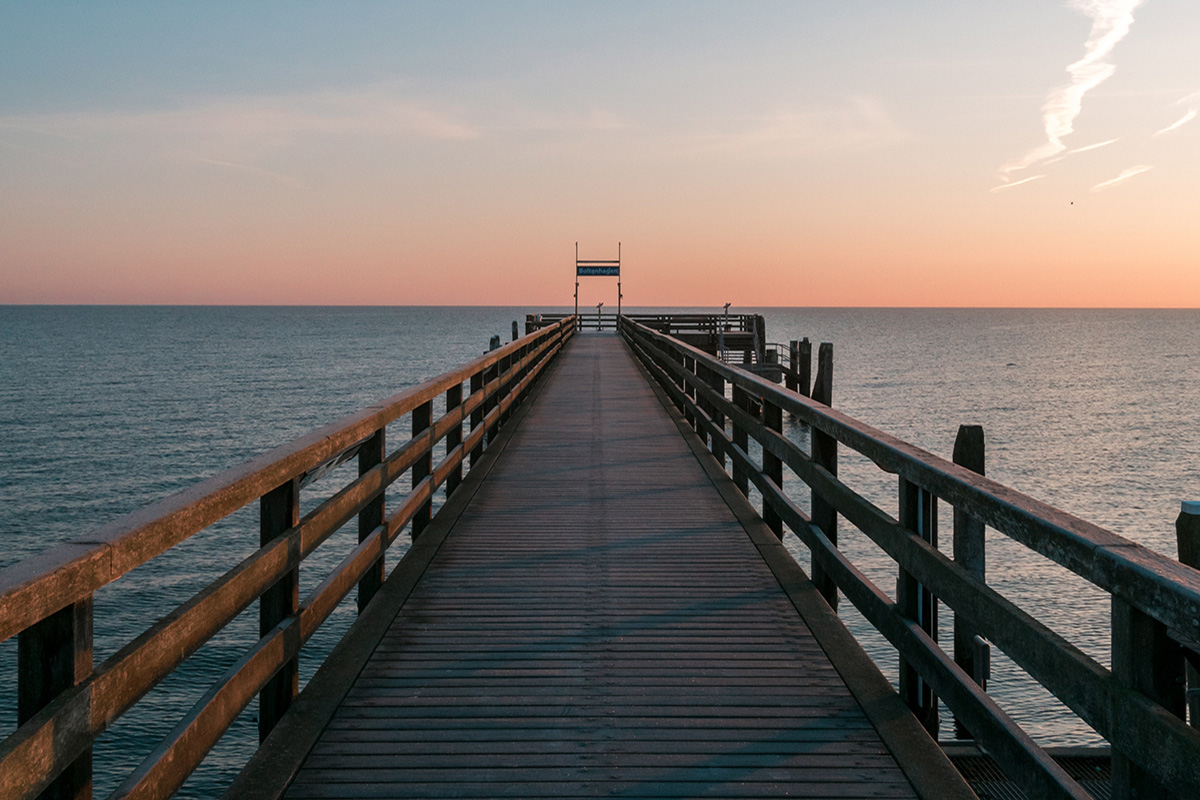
[2,2,1198,305]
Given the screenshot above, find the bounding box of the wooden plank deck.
[281,334,962,799]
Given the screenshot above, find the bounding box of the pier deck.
[277,334,966,799]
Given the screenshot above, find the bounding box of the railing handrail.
[620,316,1200,799]
[621,318,1200,635]
[530,312,761,334]
[0,316,575,800]
[0,318,572,641]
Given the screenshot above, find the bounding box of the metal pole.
[617,241,622,318]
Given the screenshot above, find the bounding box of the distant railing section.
[0,317,575,800]
[621,316,1200,800]
[529,313,812,384]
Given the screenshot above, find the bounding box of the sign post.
[575,242,622,325]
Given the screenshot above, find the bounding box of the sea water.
[1,305,1197,796]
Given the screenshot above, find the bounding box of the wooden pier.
[238,333,967,799]
[3,314,1200,800]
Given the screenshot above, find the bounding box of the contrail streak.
[999,0,1144,178]
[1067,137,1120,154]
[1153,108,1197,136]
[1042,137,1120,165]
[990,175,1046,192]
[1090,164,1152,191]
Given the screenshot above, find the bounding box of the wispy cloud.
[1067,137,1120,155]
[1153,108,1197,137]
[991,174,1047,192]
[0,85,482,145]
[691,96,904,158]
[997,0,1144,185]
[1042,137,1120,165]
[1090,164,1152,191]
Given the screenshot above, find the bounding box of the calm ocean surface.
[2,306,1198,796]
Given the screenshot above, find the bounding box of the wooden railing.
[529,312,761,336]
[0,317,575,800]
[621,316,1200,800]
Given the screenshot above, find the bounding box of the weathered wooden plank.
[312,726,888,743]
[309,739,893,756]
[285,784,919,800]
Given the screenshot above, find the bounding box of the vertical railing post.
[708,367,726,468]
[683,354,697,432]
[731,384,750,496]
[1111,596,1186,799]
[483,359,499,445]
[469,369,485,466]
[1178,502,1200,729]
[810,342,837,608]
[763,397,784,538]
[446,383,464,497]
[694,361,710,447]
[357,428,386,613]
[497,350,512,426]
[516,338,531,394]
[19,599,93,800]
[412,400,433,539]
[672,349,687,416]
[898,477,939,737]
[953,424,987,739]
[1113,499,1190,800]
[259,478,299,743]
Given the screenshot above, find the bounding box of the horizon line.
[4,303,1200,311]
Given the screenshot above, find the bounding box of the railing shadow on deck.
[620,316,1200,800]
[0,318,576,800]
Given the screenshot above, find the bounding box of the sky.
[1,1,1197,307]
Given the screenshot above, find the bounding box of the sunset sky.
[2,1,1197,307]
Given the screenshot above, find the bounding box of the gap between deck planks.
[268,333,972,800]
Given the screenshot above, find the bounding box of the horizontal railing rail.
[621,316,1200,800]
[0,316,575,800]
[528,312,761,335]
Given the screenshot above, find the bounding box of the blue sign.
[577,265,620,276]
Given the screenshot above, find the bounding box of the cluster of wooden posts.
[620,316,1200,800]
[0,318,575,800]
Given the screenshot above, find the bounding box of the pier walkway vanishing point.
[241,333,970,799]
